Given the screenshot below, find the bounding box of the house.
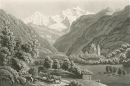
[81,69,93,80]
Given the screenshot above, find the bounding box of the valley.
[0,1,130,86]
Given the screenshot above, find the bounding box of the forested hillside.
[0,9,57,53]
[54,6,130,56]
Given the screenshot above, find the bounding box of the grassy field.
[76,64,130,86]
[29,62,130,86]
[43,69,107,86]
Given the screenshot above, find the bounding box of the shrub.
[68,80,84,86]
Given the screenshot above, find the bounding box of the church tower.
[97,44,100,55]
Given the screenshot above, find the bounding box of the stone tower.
[89,43,97,54]
[97,44,100,55]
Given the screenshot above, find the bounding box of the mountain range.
[54,6,130,56]
[0,9,57,55]
[22,7,94,43]
[23,6,94,28]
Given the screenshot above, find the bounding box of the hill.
[0,9,57,53]
[28,24,65,43]
[54,6,130,56]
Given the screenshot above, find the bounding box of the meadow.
[76,64,130,86]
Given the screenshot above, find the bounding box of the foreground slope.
[54,6,130,56]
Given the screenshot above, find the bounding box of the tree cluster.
[68,52,120,65]
[0,27,40,73]
[105,66,127,76]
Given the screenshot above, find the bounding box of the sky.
[0,0,129,19]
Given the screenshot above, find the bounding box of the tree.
[118,68,122,76]
[72,66,81,75]
[106,66,109,73]
[120,54,126,63]
[126,49,130,59]
[112,67,117,73]
[69,60,75,72]
[123,70,127,75]
[28,67,38,76]
[0,27,16,66]
[59,60,63,68]
[109,66,113,73]
[70,60,75,68]
[0,27,40,74]
[15,37,23,51]
[62,58,70,71]
[28,40,40,58]
[0,28,16,53]
[43,56,53,69]
[52,59,60,70]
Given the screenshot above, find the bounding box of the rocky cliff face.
[54,6,130,56]
[0,9,57,53]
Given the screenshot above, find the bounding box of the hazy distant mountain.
[22,6,94,43]
[54,6,130,56]
[0,9,57,54]
[23,6,94,31]
[29,24,65,44]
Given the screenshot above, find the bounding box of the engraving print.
[0,0,130,86]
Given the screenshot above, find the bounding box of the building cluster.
[89,44,100,55]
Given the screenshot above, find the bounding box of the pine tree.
[52,59,60,70]
[62,58,70,71]
[123,70,127,75]
[43,56,53,69]
[118,68,122,76]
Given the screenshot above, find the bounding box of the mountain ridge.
[54,6,130,56]
[22,6,94,31]
[0,9,57,54]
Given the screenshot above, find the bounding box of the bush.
[68,80,84,86]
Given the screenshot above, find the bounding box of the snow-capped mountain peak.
[34,11,42,15]
[73,6,85,12]
[23,6,94,31]
[23,11,49,26]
